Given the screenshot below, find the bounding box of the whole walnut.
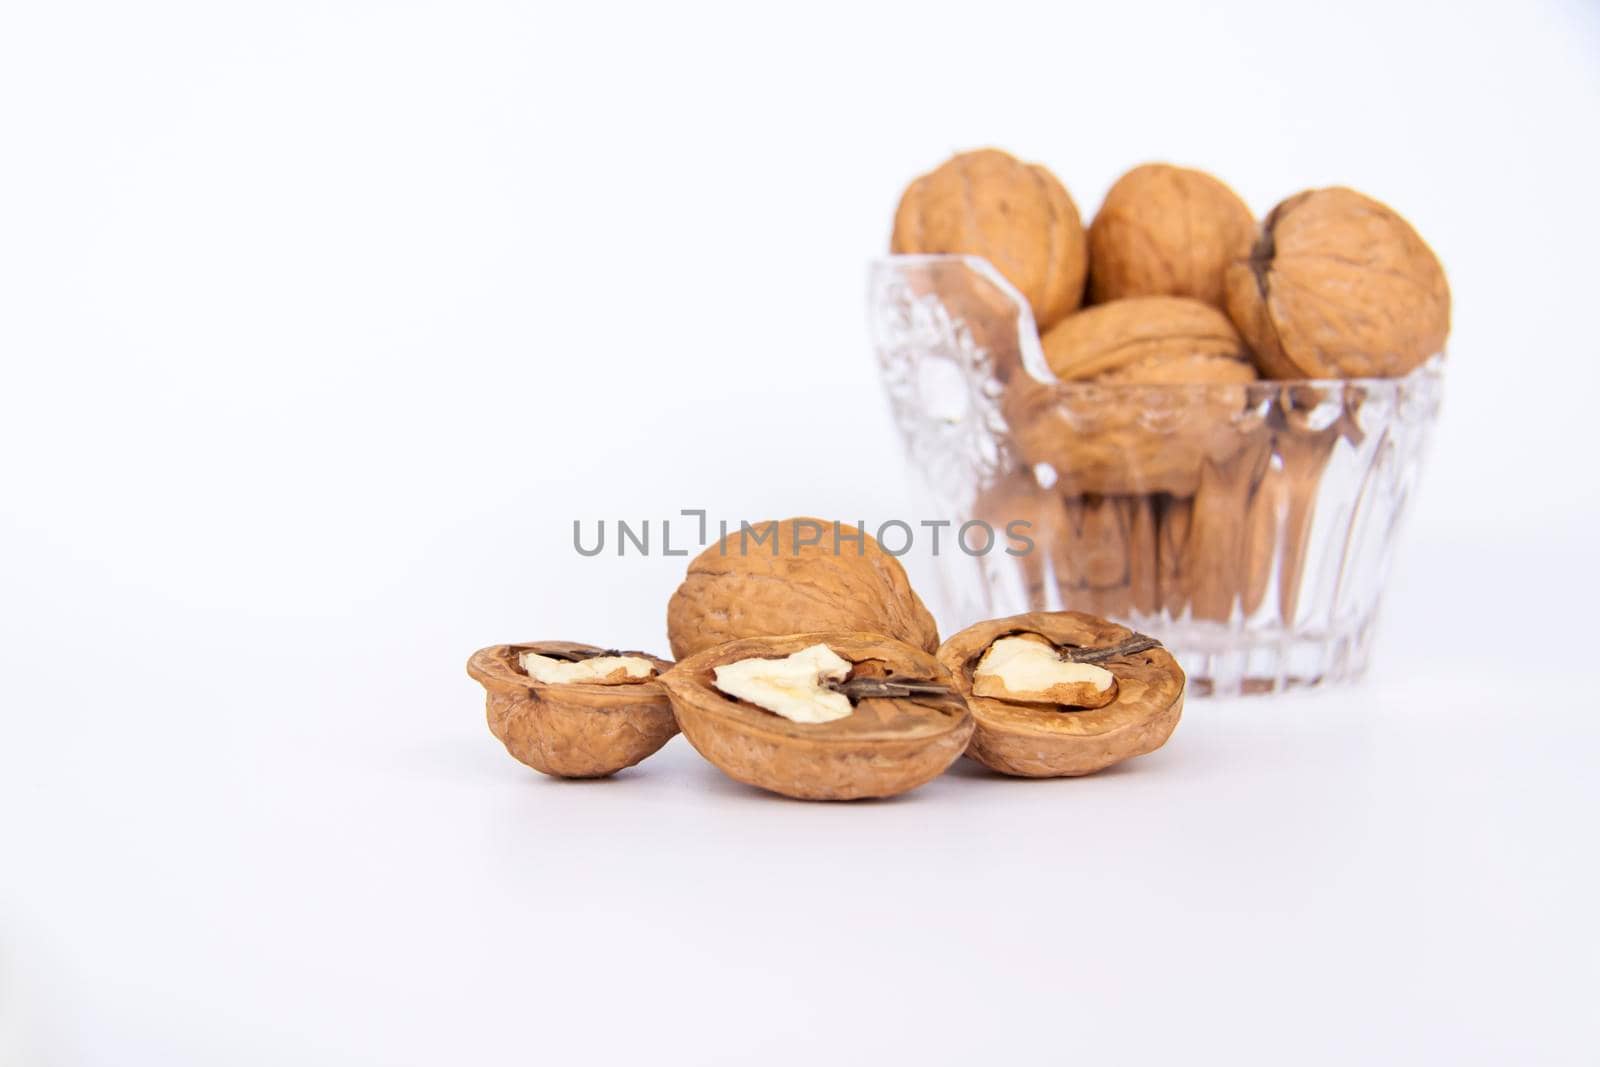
[891,148,1087,331]
[1088,163,1255,308]
[1002,298,1260,496]
[666,518,940,661]
[1224,187,1450,379]
[1039,296,1258,384]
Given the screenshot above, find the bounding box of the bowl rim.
[869,253,1446,394]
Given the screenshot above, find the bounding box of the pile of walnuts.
[468,519,1186,801]
[891,149,1451,383]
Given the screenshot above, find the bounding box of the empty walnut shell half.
[666,517,939,661]
[661,631,974,801]
[937,612,1185,777]
[1223,186,1450,379]
[466,641,678,778]
[1088,163,1256,309]
[891,148,1087,331]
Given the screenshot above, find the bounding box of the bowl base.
[1126,614,1378,697]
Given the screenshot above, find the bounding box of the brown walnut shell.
[661,631,974,801]
[971,476,1160,621]
[1002,299,1261,496]
[891,148,1087,331]
[1039,296,1257,384]
[937,612,1185,778]
[1003,376,1259,497]
[1088,163,1255,308]
[466,641,678,778]
[666,518,939,661]
[1224,187,1450,379]
[970,470,1074,608]
[1052,493,1162,621]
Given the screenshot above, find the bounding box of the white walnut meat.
[666,518,939,661]
[891,148,1088,330]
[1088,163,1256,308]
[661,631,974,801]
[1224,186,1450,379]
[519,649,655,685]
[938,612,1185,778]
[712,643,855,724]
[972,633,1117,709]
[466,641,678,779]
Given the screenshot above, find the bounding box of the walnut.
[1054,493,1162,620]
[1159,434,1272,622]
[971,475,1160,620]
[891,148,1087,330]
[1224,187,1450,378]
[937,612,1184,777]
[970,470,1074,607]
[1038,296,1257,384]
[666,518,939,661]
[466,642,678,778]
[1001,298,1260,496]
[661,631,974,800]
[1088,163,1256,308]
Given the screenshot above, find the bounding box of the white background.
[2,1,1598,1063]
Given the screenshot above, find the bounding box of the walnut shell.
[466,641,678,778]
[666,518,939,661]
[970,471,1073,608]
[1161,434,1273,621]
[973,476,1160,620]
[1224,187,1450,379]
[661,631,974,801]
[1003,377,1260,497]
[891,148,1087,330]
[937,612,1184,777]
[1088,163,1255,308]
[1039,296,1257,384]
[1002,299,1261,496]
[1055,493,1162,620]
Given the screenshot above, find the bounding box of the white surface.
[2,1,1598,1064]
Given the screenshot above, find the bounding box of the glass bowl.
[868,254,1445,696]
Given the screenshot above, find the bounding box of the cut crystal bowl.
[869,254,1444,696]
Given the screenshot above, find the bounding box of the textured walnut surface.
[1002,372,1262,497]
[466,642,678,778]
[1039,296,1257,384]
[1224,186,1450,379]
[666,518,939,660]
[1003,297,1259,495]
[662,631,973,801]
[938,612,1184,777]
[891,148,1087,330]
[1088,163,1255,308]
